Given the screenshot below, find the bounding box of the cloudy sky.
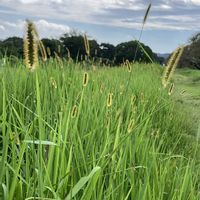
[0,0,200,53]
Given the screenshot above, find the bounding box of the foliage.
[0,37,23,58]
[99,43,115,61]
[178,32,200,69]
[0,34,160,65]
[41,38,64,57]
[115,41,157,64]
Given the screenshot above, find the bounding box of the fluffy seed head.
[143,3,151,25]
[71,105,78,118]
[38,40,47,61]
[83,72,89,87]
[58,45,61,54]
[66,47,71,59]
[54,52,63,68]
[168,83,174,95]
[162,46,184,88]
[180,90,186,95]
[125,59,132,72]
[23,20,39,71]
[83,34,90,56]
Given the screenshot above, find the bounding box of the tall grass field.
[0,59,200,199]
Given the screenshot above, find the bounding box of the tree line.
[1,32,199,68]
[0,33,162,65]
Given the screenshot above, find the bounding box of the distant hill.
[157,53,170,59]
[156,53,170,64]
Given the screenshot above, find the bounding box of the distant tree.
[41,38,63,57]
[60,34,86,60]
[60,33,101,61]
[99,43,115,61]
[115,40,156,64]
[0,33,162,67]
[189,32,200,44]
[0,37,23,57]
[89,39,100,58]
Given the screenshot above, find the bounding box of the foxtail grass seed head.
[66,47,71,59]
[128,119,135,133]
[162,46,184,88]
[71,105,78,118]
[168,83,174,96]
[38,40,47,61]
[83,34,90,56]
[107,93,113,107]
[23,20,39,71]
[58,45,61,54]
[125,59,132,72]
[143,3,151,25]
[83,72,89,87]
[180,90,186,95]
[54,52,63,68]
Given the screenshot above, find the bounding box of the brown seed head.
[71,105,78,118]
[168,83,174,95]
[83,72,89,87]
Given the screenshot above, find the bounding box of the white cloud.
[0,19,71,39]
[158,4,172,10]
[17,0,64,3]
[35,20,70,37]
[0,25,5,31]
[190,0,200,5]
[150,15,195,22]
[0,0,199,53]
[19,0,41,4]
[0,0,200,34]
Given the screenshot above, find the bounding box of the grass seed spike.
[162,46,184,88]
[23,20,39,71]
